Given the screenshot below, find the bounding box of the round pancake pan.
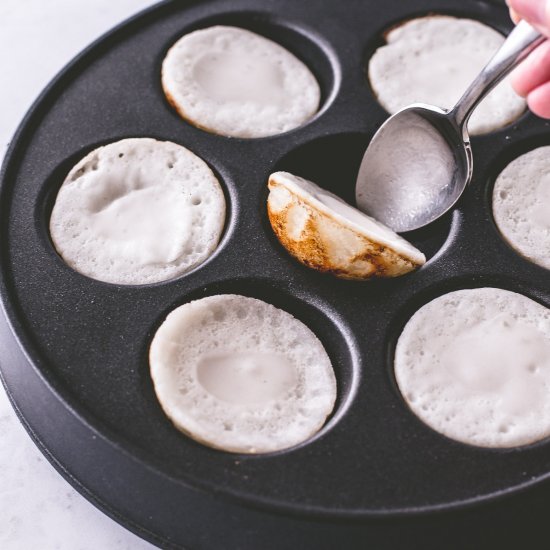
[1,0,550,548]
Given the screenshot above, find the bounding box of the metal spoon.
[355,20,545,233]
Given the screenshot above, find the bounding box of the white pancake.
[267,171,425,279]
[395,288,550,448]
[492,146,550,270]
[162,26,321,138]
[149,294,336,453]
[50,138,225,285]
[368,16,526,135]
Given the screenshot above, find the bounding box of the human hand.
[507,0,550,118]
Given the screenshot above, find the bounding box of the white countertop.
[0,2,159,548]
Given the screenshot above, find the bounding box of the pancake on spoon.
[267,171,425,279]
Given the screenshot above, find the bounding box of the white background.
[0,1,159,548]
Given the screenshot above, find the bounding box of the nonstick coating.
[1,0,550,548]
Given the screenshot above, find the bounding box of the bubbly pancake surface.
[149,294,336,453]
[49,138,225,285]
[493,146,550,270]
[162,25,321,138]
[395,288,550,448]
[368,16,526,135]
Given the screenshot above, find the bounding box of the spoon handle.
[451,20,545,129]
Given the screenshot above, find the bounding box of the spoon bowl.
[356,104,472,232]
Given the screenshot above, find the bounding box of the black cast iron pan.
[1,0,550,548]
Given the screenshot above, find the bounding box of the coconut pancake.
[368,15,526,135]
[162,26,321,138]
[50,138,225,285]
[267,171,425,279]
[492,146,550,271]
[149,294,336,453]
[395,288,550,448]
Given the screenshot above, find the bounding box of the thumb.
[507,0,550,35]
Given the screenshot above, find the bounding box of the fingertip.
[507,0,550,31]
[509,41,550,98]
[527,81,550,119]
[510,66,529,97]
[509,7,522,24]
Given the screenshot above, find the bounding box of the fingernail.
[508,0,547,24]
[510,8,522,23]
